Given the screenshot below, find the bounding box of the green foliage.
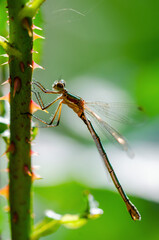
[136,62,159,116]
[32,182,159,240]
[0,117,9,134]
[34,0,159,122]
[31,191,103,240]
[33,10,44,64]
[0,0,8,64]
[0,0,7,38]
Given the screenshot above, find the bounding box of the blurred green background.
[1,0,159,239]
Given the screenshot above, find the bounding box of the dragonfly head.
[52,79,66,91]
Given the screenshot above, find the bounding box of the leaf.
[61,214,87,229]
[32,9,44,64]
[31,217,61,240]
[0,116,9,134]
[31,126,39,141]
[0,0,8,39]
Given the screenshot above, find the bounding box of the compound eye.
[52,79,66,90]
[56,82,64,89]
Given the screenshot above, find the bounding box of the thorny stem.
[7,0,33,239]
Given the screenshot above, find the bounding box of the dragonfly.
[31,79,141,221]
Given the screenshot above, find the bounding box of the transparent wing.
[84,104,135,158]
[85,101,143,125]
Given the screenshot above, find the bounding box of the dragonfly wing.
[85,101,143,125]
[99,119,134,158]
[85,105,134,158]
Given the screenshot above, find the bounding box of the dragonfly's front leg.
[32,81,58,94]
[32,89,61,110]
[30,101,63,127]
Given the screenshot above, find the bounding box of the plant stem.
[7,0,33,239]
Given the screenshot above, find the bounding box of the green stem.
[19,0,46,19]
[7,0,33,239]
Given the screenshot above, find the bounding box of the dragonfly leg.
[32,81,57,94]
[32,89,61,110]
[30,101,62,127]
[48,101,62,126]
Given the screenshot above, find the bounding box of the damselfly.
[31,79,141,221]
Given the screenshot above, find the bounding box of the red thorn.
[20,62,25,72]
[30,61,45,70]
[30,100,41,113]
[30,149,39,156]
[2,142,15,156]
[0,92,10,103]
[22,18,32,37]
[24,165,32,177]
[30,100,48,114]
[13,77,22,97]
[32,25,42,31]
[24,165,41,181]
[32,171,42,181]
[0,184,9,200]
[33,32,45,41]
[0,168,9,173]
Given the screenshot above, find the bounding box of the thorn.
[32,171,42,181]
[2,142,15,156]
[0,61,9,66]
[30,100,48,113]
[0,92,10,103]
[30,100,41,113]
[30,149,39,156]
[32,25,42,31]
[0,184,9,200]
[24,164,32,177]
[33,32,45,41]
[24,164,42,181]
[1,77,11,85]
[0,168,9,173]
[22,18,32,37]
[0,57,13,66]
[30,61,45,70]
[13,77,22,97]
[0,54,8,57]
[31,49,38,54]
